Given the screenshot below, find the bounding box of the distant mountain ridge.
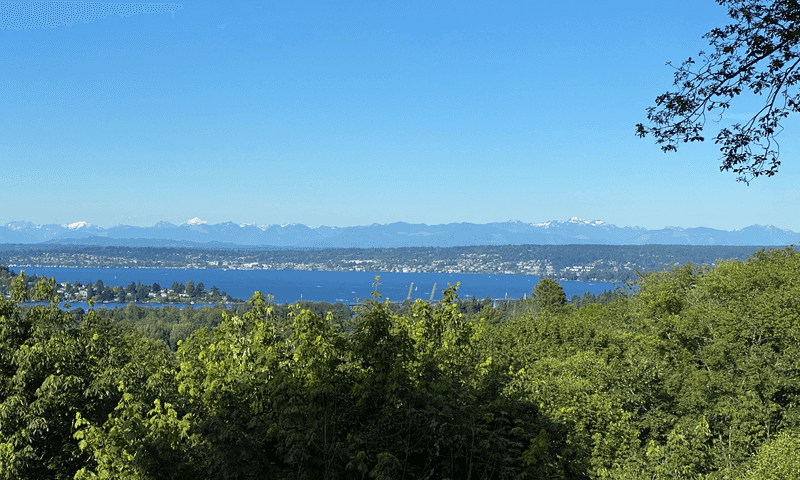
[1,217,798,248]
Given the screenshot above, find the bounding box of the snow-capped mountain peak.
[66,221,91,230]
[6,221,31,231]
[0,218,797,247]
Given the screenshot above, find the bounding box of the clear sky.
[2,0,799,231]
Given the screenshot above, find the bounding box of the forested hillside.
[0,243,778,282]
[1,248,799,478]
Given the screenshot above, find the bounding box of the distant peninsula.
[0,265,243,305]
[0,244,784,283]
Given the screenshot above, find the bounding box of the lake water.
[12,267,617,305]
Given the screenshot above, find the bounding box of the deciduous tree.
[637,0,800,182]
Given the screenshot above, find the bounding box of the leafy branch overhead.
[637,0,800,183]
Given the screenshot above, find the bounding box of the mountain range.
[1,217,797,248]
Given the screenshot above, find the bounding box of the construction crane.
[406,282,414,301]
[429,283,437,303]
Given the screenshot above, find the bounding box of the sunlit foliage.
[0,247,799,478]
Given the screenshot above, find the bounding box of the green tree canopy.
[531,277,567,310]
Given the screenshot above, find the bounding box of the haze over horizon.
[4,216,800,250]
[3,1,800,231]
[4,216,799,232]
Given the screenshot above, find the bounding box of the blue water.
[12,267,617,305]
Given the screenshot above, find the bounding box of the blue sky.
[2,0,799,231]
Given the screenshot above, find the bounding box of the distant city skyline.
[3,1,800,231]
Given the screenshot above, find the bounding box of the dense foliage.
[1,247,799,478]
